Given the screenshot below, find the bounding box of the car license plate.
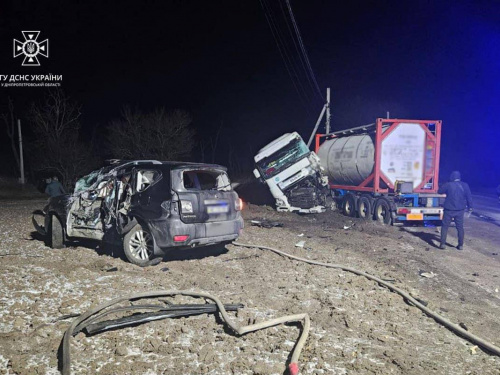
[421,209,441,214]
[407,213,423,220]
[207,203,228,214]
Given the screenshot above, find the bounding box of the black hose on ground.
[61,291,309,375]
[232,241,500,357]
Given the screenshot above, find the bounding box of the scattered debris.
[295,240,306,248]
[419,271,436,279]
[161,267,169,272]
[233,241,500,358]
[343,225,351,230]
[62,291,310,375]
[250,219,284,228]
[492,253,498,256]
[470,345,478,355]
[106,267,118,272]
[472,273,479,277]
[459,322,468,331]
[297,233,304,237]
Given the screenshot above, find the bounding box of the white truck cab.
[253,132,328,213]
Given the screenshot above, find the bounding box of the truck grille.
[288,187,320,209]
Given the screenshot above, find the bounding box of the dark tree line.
[1,90,197,190]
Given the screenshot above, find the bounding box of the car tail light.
[174,235,189,242]
[180,200,193,213]
[235,198,243,211]
[397,208,411,214]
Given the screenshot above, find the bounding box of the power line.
[284,0,324,101]
[259,0,314,113]
[278,0,319,102]
[263,0,314,105]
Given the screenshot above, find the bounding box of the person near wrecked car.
[438,171,473,250]
[45,176,66,197]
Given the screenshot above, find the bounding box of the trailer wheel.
[342,194,356,217]
[357,196,372,220]
[374,198,392,224]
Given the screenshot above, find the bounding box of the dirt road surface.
[1,198,499,374]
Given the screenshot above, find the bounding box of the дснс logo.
[13,31,49,66]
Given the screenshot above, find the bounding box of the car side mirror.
[253,169,260,179]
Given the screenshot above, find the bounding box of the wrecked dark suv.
[33,160,244,266]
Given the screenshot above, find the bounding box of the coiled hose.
[62,290,310,375]
[232,241,500,357]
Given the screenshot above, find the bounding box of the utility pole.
[325,87,331,134]
[307,87,332,147]
[17,119,25,185]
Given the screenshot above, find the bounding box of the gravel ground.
[0,199,499,374]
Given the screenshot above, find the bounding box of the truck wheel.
[342,194,356,217]
[49,214,64,249]
[374,199,392,224]
[357,196,372,220]
[123,224,155,266]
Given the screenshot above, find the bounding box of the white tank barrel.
[318,123,427,188]
[317,134,375,186]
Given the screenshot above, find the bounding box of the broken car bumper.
[147,215,244,253]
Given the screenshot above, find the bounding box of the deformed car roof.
[108,160,227,172]
[74,160,228,194]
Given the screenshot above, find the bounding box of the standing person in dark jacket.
[45,176,66,197]
[438,171,473,250]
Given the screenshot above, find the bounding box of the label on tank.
[381,123,425,188]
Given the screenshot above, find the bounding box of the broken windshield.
[74,169,102,193]
[257,138,310,179]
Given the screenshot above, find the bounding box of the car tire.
[49,214,64,249]
[374,198,392,224]
[357,196,372,220]
[123,224,155,266]
[342,194,356,217]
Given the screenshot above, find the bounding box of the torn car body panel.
[33,160,244,262]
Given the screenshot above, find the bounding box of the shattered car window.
[74,169,102,193]
[183,170,231,191]
[136,170,161,192]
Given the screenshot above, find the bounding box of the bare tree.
[209,122,223,163]
[108,107,195,161]
[29,90,97,189]
[1,98,20,171]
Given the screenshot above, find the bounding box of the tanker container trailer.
[315,118,444,224]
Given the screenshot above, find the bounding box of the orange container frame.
[314,119,442,194]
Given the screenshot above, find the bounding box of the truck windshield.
[257,138,310,179]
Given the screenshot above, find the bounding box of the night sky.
[0,0,499,187]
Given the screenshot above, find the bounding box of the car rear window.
[183,170,230,191]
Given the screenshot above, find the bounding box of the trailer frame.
[314,118,444,224]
